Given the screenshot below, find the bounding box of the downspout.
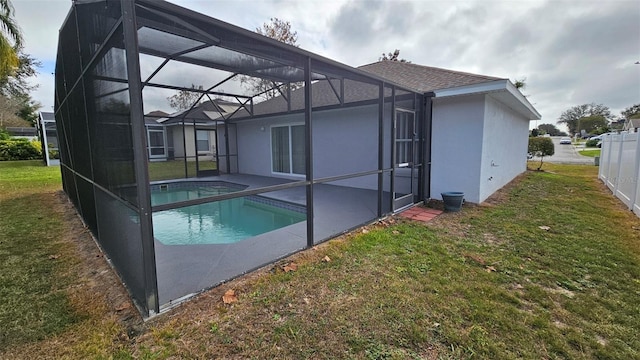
[422,92,435,203]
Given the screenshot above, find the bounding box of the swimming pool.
[150,181,246,207]
[151,181,306,245]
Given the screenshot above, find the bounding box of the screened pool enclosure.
[55,0,432,316]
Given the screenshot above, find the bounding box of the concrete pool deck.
[153,173,392,308]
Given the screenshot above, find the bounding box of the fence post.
[628,133,640,212]
[613,135,625,197]
[605,135,615,186]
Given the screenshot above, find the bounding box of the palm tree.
[0,0,22,80]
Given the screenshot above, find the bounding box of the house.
[623,117,640,133]
[5,126,38,140]
[145,100,241,175]
[225,61,540,204]
[359,61,540,203]
[54,0,541,316]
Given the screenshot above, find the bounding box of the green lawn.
[580,149,601,158]
[148,159,217,181]
[1,161,639,359]
[0,161,78,349]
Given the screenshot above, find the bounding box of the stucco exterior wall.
[167,125,217,160]
[478,95,529,202]
[236,113,301,179]
[430,94,485,203]
[235,105,388,189]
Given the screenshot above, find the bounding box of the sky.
[12,0,640,130]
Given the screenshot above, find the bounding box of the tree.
[379,49,410,63]
[621,104,640,119]
[0,51,38,98]
[528,137,554,171]
[0,52,41,126]
[557,103,613,135]
[0,93,21,127]
[256,17,297,46]
[0,0,22,81]
[240,18,299,101]
[0,3,40,127]
[530,128,539,137]
[577,115,608,134]
[537,123,566,136]
[15,95,39,125]
[167,84,204,111]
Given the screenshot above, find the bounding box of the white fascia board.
[433,80,508,98]
[504,81,541,120]
[433,79,541,120]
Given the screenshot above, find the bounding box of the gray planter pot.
[441,192,464,212]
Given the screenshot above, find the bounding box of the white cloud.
[10,0,640,127]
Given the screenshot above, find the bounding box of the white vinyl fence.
[599,132,640,217]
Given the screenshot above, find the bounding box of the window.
[271,124,305,175]
[196,129,210,152]
[147,128,165,158]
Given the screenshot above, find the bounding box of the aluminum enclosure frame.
[55,0,431,317]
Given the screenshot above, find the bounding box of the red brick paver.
[398,206,443,223]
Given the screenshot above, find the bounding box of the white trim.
[147,128,167,159]
[434,80,507,98]
[433,79,541,120]
[269,122,306,177]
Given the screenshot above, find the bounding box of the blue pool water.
[151,182,306,246]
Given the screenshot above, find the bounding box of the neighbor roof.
[157,99,242,125]
[358,61,504,93]
[625,117,640,130]
[39,112,55,121]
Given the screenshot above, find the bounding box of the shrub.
[0,138,43,161]
[528,137,554,170]
[585,139,598,147]
[48,145,60,160]
[0,128,10,140]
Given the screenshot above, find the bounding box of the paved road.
[533,136,595,165]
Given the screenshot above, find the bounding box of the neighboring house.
[144,100,240,168]
[623,117,640,133]
[5,126,38,140]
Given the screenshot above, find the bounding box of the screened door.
[195,128,219,176]
[393,109,418,211]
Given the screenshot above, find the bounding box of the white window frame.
[147,127,166,159]
[270,123,305,177]
[196,129,211,154]
[395,109,415,168]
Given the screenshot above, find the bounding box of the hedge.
[0,139,43,161]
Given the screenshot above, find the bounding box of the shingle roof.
[154,100,241,124]
[228,79,381,120]
[39,112,55,121]
[358,61,504,93]
[227,61,505,121]
[625,117,640,130]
